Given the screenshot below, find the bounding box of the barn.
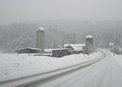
[15,47,41,54]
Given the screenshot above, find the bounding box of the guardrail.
[0,51,106,87]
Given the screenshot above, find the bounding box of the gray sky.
[0,0,122,25]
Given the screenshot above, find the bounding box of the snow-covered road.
[38,50,122,87]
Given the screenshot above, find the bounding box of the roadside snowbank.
[114,54,122,67]
[0,52,102,81]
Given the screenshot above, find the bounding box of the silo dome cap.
[86,35,93,38]
[38,27,45,31]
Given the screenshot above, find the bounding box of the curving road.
[37,50,122,87]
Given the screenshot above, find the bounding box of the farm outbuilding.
[64,44,85,54]
[52,48,71,57]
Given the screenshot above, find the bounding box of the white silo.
[36,27,45,52]
[85,35,95,55]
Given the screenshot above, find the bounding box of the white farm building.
[64,44,85,54]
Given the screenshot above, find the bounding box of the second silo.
[36,27,45,52]
[85,35,95,55]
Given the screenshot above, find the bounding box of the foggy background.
[0,0,122,52]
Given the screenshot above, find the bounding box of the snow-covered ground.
[0,52,102,82]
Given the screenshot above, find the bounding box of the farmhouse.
[64,44,85,54]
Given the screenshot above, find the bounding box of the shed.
[52,48,70,57]
[15,47,41,54]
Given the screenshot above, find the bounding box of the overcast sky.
[0,0,122,25]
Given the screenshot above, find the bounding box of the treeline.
[0,20,122,52]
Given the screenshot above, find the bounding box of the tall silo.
[36,27,45,52]
[85,35,94,55]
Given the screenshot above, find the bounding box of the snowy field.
[0,52,102,82]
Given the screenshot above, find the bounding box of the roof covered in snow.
[64,44,85,51]
[38,27,45,31]
[52,48,69,51]
[86,35,93,38]
[15,47,54,53]
[16,47,41,51]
